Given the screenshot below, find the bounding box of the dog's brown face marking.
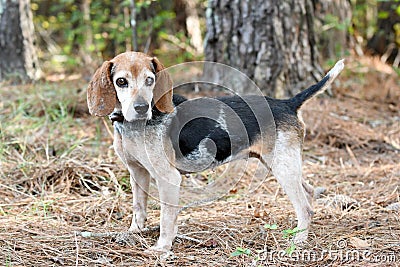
[112,53,154,78]
[87,51,174,120]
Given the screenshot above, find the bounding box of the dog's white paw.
[128,224,142,233]
[128,214,146,233]
[144,245,174,259]
[128,222,144,233]
[293,229,309,244]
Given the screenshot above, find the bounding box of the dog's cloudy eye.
[116,78,128,87]
[145,77,154,86]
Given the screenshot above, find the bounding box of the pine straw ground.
[0,57,399,267]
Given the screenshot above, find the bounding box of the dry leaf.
[386,202,400,211]
[318,194,360,210]
[203,238,219,248]
[350,237,370,248]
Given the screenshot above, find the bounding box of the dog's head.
[87,51,174,121]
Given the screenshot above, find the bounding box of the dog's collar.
[109,111,124,124]
[108,108,167,126]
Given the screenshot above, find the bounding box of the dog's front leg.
[128,165,150,232]
[147,168,181,254]
[113,127,151,232]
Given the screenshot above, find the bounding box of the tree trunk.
[367,1,400,67]
[0,0,41,82]
[173,0,204,55]
[80,0,93,66]
[205,0,323,98]
[314,0,353,59]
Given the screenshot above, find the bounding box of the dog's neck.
[109,106,169,127]
[111,94,187,126]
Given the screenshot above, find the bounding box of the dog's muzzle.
[134,103,149,115]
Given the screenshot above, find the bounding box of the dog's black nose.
[134,103,149,115]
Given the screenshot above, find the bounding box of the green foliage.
[5,253,12,267]
[350,0,400,42]
[393,66,400,76]
[230,247,252,257]
[282,227,305,239]
[264,223,278,230]
[350,0,378,41]
[229,225,306,261]
[32,199,55,218]
[0,82,100,163]
[285,242,297,256]
[378,10,390,19]
[31,0,176,66]
[324,14,351,32]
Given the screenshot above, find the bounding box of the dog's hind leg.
[271,131,314,244]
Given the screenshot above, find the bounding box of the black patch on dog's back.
[178,117,231,162]
[169,95,273,168]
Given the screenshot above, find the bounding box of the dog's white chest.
[116,122,174,176]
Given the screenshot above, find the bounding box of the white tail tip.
[327,59,345,80]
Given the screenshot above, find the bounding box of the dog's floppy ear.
[87,60,116,116]
[152,57,174,113]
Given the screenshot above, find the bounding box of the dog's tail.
[290,59,345,110]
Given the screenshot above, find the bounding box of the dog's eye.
[116,78,128,88]
[145,77,154,86]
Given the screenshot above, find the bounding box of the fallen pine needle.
[77,228,203,244]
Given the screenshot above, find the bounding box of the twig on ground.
[102,117,114,139]
[74,231,79,267]
[0,184,37,199]
[77,226,203,244]
[176,234,202,244]
[102,167,126,198]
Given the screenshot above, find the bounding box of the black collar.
[109,111,124,124]
[109,106,168,126]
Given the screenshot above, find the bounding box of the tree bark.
[130,0,138,51]
[367,1,400,67]
[173,0,204,55]
[205,0,323,98]
[80,0,93,66]
[0,0,41,82]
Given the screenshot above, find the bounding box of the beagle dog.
[87,51,344,254]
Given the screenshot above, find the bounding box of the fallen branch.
[77,226,202,244]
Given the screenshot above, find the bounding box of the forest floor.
[0,56,399,266]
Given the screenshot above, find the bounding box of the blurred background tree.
[314,0,353,60]
[2,0,399,85]
[367,0,400,66]
[31,0,204,73]
[204,0,323,97]
[0,0,41,82]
